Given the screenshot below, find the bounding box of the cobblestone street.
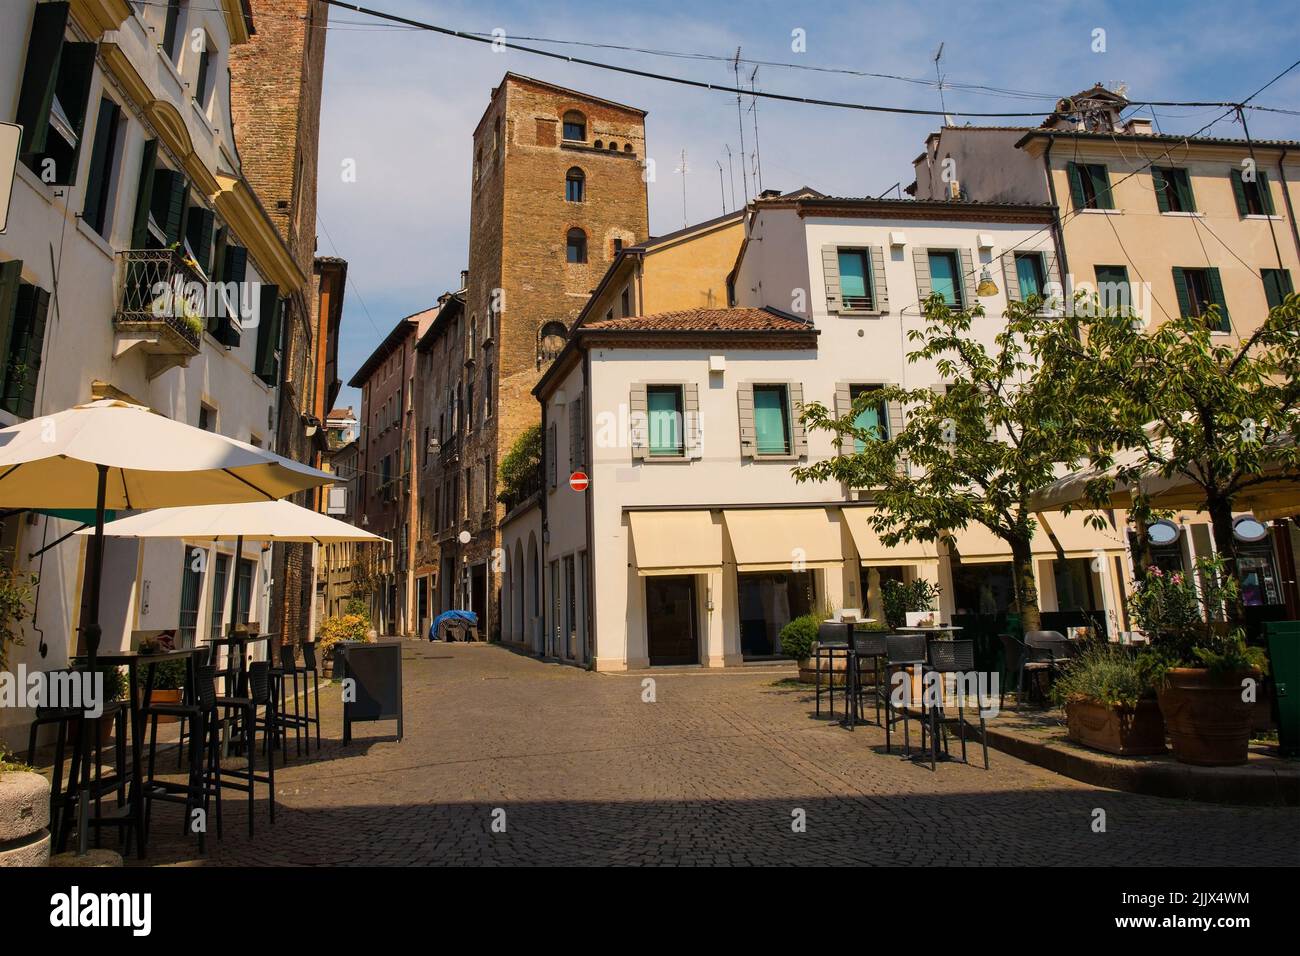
[141,642,1300,866]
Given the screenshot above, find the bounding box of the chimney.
[758,188,782,200]
[460,269,469,290]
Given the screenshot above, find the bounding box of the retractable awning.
[840,508,938,567]
[723,508,844,572]
[943,522,1055,565]
[1036,510,1128,557]
[628,510,722,576]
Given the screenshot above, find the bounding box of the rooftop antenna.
[732,48,750,204]
[716,160,726,215]
[748,65,764,194]
[724,143,737,211]
[675,149,690,228]
[932,42,950,123]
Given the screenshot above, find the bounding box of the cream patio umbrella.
[0,399,335,670]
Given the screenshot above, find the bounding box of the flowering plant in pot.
[1130,556,1268,766]
[1052,643,1165,755]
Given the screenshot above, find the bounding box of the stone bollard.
[0,770,52,868]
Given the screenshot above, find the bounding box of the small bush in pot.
[779,613,820,662]
[1130,556,1267,766]
[881,578,941,630]
[1052,644,1165,755]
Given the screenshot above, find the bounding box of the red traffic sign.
[569,471,589,492]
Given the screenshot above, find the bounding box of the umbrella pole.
[85,464,108,673]
[225,534,243,637]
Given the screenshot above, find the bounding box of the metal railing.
[114,248,205,350]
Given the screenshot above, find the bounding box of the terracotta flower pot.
[796,651,860,686]
[1065,697,1166,756]
[1157,667,1261,766]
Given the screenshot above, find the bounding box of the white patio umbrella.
[0,399,335,669]
[78,499,386,642]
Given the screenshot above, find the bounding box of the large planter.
[0,771,52,867]
[1157,667,1261,767]
[1065,697,1166,756]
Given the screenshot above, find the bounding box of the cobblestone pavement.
[137,642,1300,866]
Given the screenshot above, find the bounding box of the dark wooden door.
[646,575,697,665]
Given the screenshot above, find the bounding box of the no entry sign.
[569,471,589,492]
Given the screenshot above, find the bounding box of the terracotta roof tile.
[580,307,813,333]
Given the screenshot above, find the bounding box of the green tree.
[1059,294,1300,622]
[497,423,543,507]
[795,294,1094,634]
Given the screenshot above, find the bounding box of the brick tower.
[454,73,649,637]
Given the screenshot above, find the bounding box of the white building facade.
[1,1,305,745]
[502,197,1132,671]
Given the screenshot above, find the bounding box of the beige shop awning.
[723,508,844,573]
[944,522,1055,565]
[628,510,723,576]
[841,508,938,567]
[1036,510,1128,558]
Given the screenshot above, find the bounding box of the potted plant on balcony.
[1053,643,1165,755]
[1131,557,1267,766]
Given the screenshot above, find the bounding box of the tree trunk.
[1010,536,1043,634]
[1206,494,1244,625]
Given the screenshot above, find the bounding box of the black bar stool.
[813,621,851,718]
[300,641,322,752]
[144,667,215,853]
[883,634,928,757]
[212,660,277,835]
[923,639,990,769]
[850,630,889,728]
[270,641,305,758]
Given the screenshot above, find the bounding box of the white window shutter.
[789,381,809,458]
[821,245,842,313]
[959,248,977,308]
[834,382,851,453]
[684,382,702,458]
[1002,252,1021,302]
[913,248,932,300]
[629,382,648,460]
[869,246,889,313]
[737,382,756,458]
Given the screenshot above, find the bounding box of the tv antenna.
[675,149,690,228]
[747,65,764,194]
[724,144,737,211]
[933,42,949,120]
[732,48,750,204]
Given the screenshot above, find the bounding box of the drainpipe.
[1041,139,1071,298]
[539,400,549,658]
[582,347,596,669]
[1275,149,1300,268]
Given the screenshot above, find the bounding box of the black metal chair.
[300,641,322,752]
[813,621,851,719]
[849,630,888,728]
[923,639,989,770]
[144,666,215,853]
[883,633,928,756]
[998,633,1026,708]
[1022,630,1072,706]
[270,642,305,758]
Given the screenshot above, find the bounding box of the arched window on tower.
[565,228,587,264]
[538,321,568,364]
[565,167,585,202]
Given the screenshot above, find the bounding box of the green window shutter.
[185,206,215,271]
[1206,268,1230,332]
[0,261,24,389]
[1230,169,1249,216]
[49,41,95,185]
[1262,269,1293,310]
[254,283,281,384]
[821,245,842,313]
[629,382,648,459]
[1066,162,1086,210]
[1091,164,1114,210]
[217,242,248,348]
[151,169,188,246]
[1172,267,1191,317]
[81,98,119,234]
[1152,167,1170,213]
[130,139,158,248]
[4,284,50,418]
[736,382,756,458]
[869,246,889,313]
[14,1,70,158]
[1177,170,1196,213]
[1257,170,1275,215]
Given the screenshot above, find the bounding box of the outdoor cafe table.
[827,618,875,731]
[84,646,200,858]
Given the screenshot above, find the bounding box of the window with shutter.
[1067,162,1114,210]
[1262,269,1294,310]
[683,381,702,458]
[254,284,281,385]
[736,382,756,458]
[1232,168,1275,216]
[217,244,247,346]
[629,382,648,459]
[16,3,96,186]
[647,385,684,457]
[151,169,188,247]
[1153,167,1195,213]
[130,140,158,249]
[0,261,25,400]
[1094,265,1131,312]
[752,384,792,456]
[848,384,888,453]
[2,283,50,419]
[1175,267,1229,332]
[186,206,215,274]
[82,98,122,237]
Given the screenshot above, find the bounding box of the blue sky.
[314,0,1300,413]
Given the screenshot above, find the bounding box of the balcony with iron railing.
[113,248,204,378]
[500,463,543,515]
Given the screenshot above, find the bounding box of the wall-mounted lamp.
[975,268,999,297]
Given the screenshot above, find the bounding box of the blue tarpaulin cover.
[430,609,478,640]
